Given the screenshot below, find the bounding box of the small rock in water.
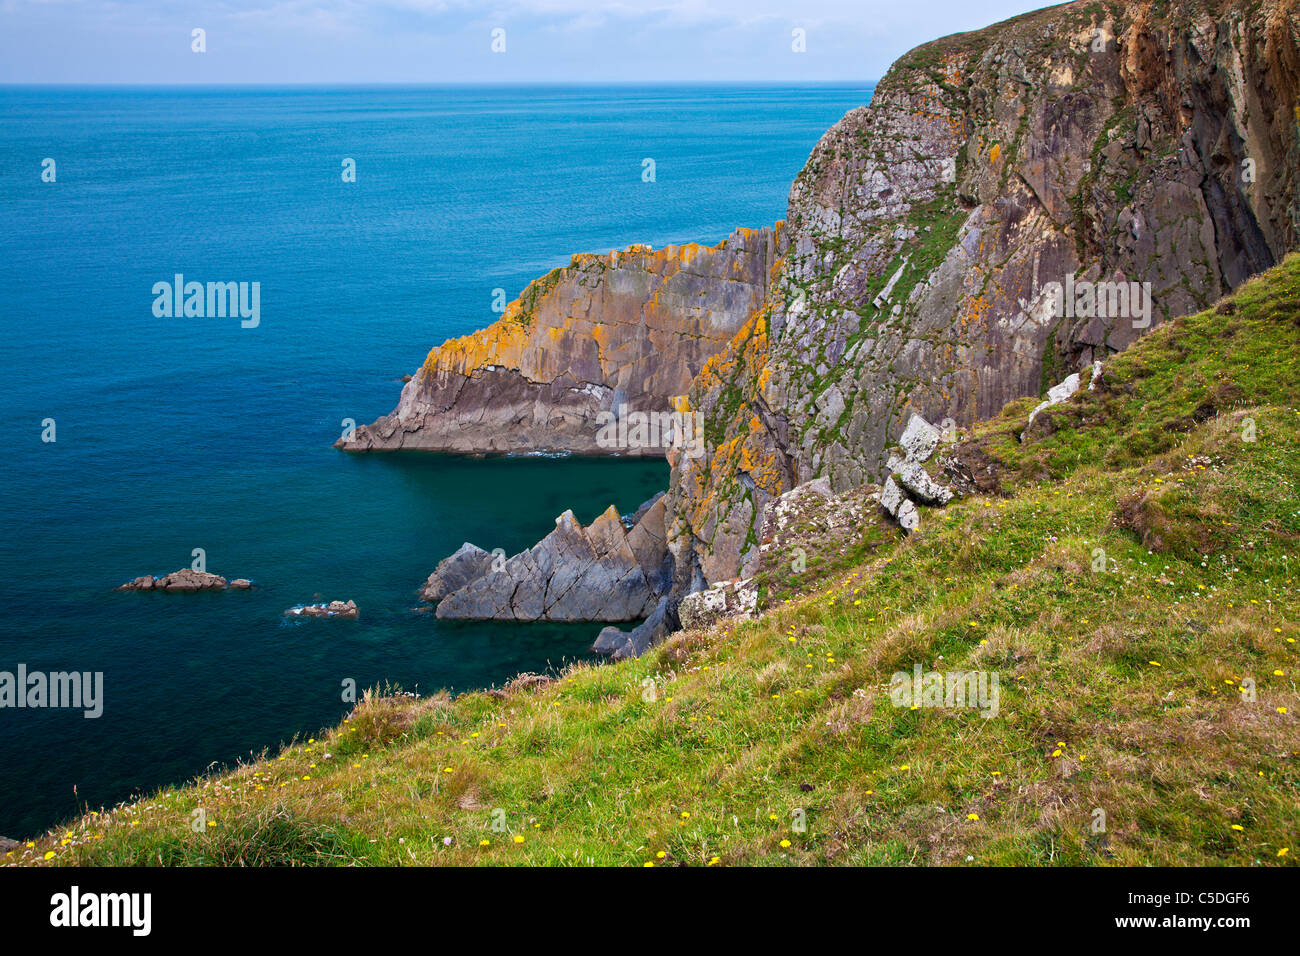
[116,569,237,592]
[284,600,359,620]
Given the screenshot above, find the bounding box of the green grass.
[9,255,1300,868]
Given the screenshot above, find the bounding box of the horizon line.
[0,79,879,89]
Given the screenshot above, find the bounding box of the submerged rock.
[284,600,359,620]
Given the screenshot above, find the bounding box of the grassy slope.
[10,256,1300,867]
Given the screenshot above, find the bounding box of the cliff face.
[338,226,784,455]
[667,0,1300,585]
[347,0,1300,630]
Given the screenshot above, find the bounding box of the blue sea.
[0,84,873,839]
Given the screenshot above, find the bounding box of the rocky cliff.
[346,0,1300,643]
[338,226,783,455]
[667,0,1300,586]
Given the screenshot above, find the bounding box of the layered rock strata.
[428,494,671,622]
[668,0,1300,585]
[337,227,783,455]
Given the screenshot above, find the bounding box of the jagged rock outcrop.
[888,415,954,508]
[338,226,783,455]
[666,0,1300,584]
[877,414,956,531]
[420,543,497,603]
[430,495,672,621]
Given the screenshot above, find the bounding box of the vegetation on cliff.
[13,254,1299,867]
[670,0,1300,586]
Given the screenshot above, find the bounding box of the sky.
[0,0,1056,84]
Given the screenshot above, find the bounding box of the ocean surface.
[0,84,873,838]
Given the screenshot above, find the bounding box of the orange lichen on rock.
[421,314,531,379]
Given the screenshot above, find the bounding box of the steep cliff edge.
[669,0,1300,586]
[337,226,783,455]
[339,0,1300,637]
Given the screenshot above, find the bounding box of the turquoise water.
[0,84,873,838]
